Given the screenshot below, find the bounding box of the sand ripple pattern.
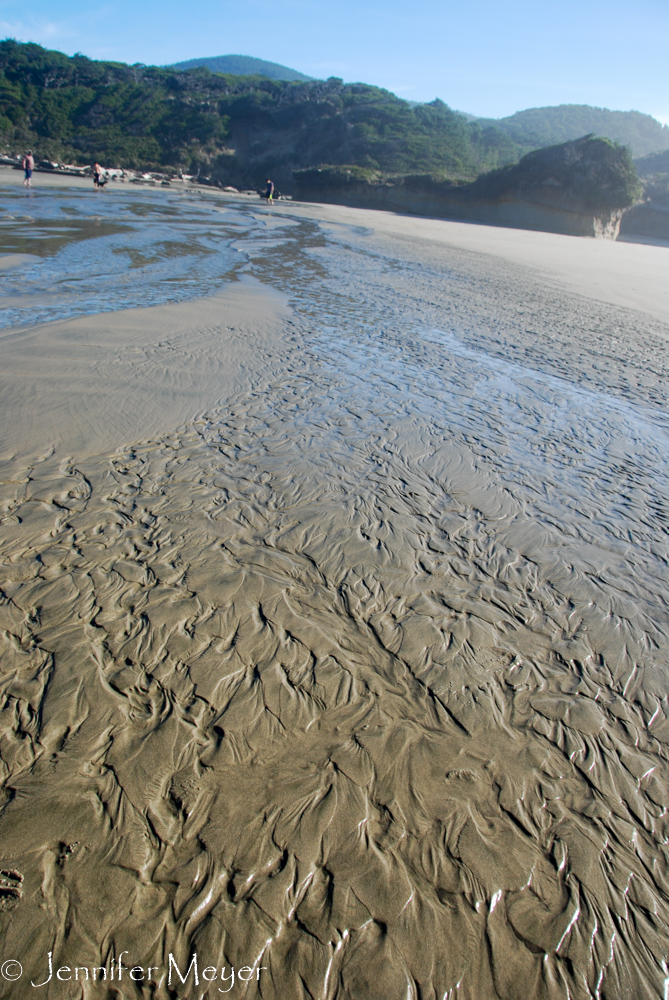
[1,313,669,1000]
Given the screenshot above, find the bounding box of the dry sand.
[0,277,291,460]
[1,184,669,1000]
[288,200,669,326]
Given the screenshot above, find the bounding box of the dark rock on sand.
[294,136,640,239]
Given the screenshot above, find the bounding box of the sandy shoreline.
[286,200,669,326]
[5,163,668,324]
[3,166,668,459]
[1,174,669,999]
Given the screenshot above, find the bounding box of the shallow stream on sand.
[0,185,668,999]
[0,186,244,326]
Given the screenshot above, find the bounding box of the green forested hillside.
[479,105,669,158]
[0,41,653,196]
[0,42,227,167]
[635,149,669,177]
[0,41,519,190]
[169,55,312,82]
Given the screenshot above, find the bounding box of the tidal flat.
[1,177,669,999]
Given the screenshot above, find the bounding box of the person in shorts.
[23,151,34,187]
[264,179,274,203]
[93,162,103,190]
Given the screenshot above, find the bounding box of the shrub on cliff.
[291,165,385,188]
[295,138,640,217]
[471,135,641,211]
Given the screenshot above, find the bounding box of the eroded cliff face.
[620,175,669,242]
[620,203,669,241]
[293,179,624,238]
[294,137,638,239]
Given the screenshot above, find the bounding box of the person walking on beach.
[22,150,34,187]
[264,178,274,204]
[93,162,103,190]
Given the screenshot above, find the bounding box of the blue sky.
[1,0,667,121]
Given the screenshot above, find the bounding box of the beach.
[1,170,668,999]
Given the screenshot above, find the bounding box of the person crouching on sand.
[23,151,34,187]
[264,179,274,204]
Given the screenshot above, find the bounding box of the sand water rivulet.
[1,180,669,999]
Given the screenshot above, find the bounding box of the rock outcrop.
[294,136,640,239]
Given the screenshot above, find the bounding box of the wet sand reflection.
[0,188,668,999]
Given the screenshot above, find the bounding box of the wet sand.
[0,277,291,459]
[1,182,669,1000]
